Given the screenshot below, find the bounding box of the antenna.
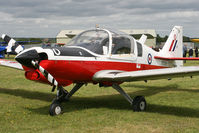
[95,24,99,29]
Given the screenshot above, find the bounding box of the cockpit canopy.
[66,28,135,55]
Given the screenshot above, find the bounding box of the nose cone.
[15,49,40,67]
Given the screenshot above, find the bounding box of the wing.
[0,59,23,70]
[93,66,199,82]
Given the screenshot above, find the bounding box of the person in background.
[183,45,187,57]
[195,47,198,57]
[183,45,187,63]
[189,47,193,57]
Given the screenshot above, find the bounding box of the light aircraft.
[191,39,199,43]
[0,45,6,58]
[1,26,199,116]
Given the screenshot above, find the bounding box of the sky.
[0,0,199,38]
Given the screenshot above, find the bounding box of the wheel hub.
[55,106,61,115]
[140,101,145,110]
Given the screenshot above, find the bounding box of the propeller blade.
[31,60,58,91]
[1,34,24,54]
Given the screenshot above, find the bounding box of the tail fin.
[160,26,183,66]
[161,26,183,57]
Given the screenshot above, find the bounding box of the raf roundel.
[147,53,152,65]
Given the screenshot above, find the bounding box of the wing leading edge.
[0,59,23,70]
[93,66,199,82]
[154,56,199,60]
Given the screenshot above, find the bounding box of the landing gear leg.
[49,86,67,116]
[112,83,147,112]
[64,83,84,101]
[49,83,84,116]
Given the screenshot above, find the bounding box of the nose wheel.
[49,83,84,116]
[49,101,62,116]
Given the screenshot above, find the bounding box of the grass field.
[1,57,199,133]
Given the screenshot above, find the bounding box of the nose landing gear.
[49,83,84,116]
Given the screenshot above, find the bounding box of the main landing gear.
[112,83,147,111]
[49,83,84,116]
[49,83,146,116]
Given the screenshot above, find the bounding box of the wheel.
[49,102,62,116]
[132,96,146,112]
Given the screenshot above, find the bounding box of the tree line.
[0,38,56,45]
[156,34,191,43]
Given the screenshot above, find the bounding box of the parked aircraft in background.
[0,45,6,58]
[0,40,27,56]
[191,39,199,43]
[1,26,199,116]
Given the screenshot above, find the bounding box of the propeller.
[1,34,24,54]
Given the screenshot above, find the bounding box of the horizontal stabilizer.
[138,34,147,44]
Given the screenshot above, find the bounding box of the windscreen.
[66,29,109,55]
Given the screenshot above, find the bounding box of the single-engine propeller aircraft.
[1,26,199,116]
[0,45,6,58]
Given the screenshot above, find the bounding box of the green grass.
[1,58,199,133]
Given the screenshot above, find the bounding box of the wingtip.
[2,34,6,39]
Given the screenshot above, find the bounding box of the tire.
[49,102,62,116]
[132,96,146,112]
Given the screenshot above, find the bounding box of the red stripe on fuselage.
[32,60,166,86]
